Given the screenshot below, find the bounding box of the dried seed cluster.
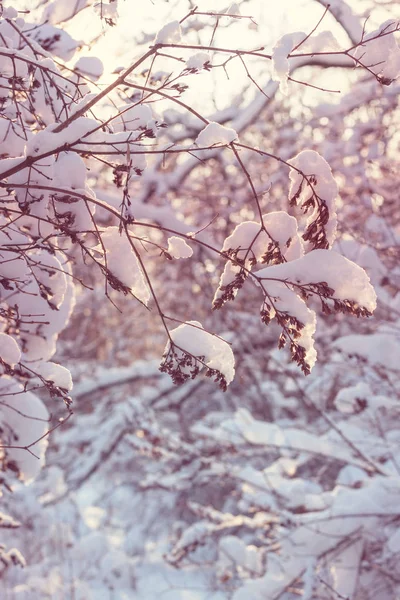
[159,345,228,391]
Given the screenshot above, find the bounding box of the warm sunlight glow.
[0,1,399,598]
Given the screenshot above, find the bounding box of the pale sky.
[15,0,394,113]
[63,0,353,112]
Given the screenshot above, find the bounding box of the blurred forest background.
[0,0,400,599]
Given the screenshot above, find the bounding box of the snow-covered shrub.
[0,0,399,598]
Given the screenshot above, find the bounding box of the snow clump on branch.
[196,122,238,146]
[167,237,193,259]
[352,20,400,85]
[154,20,182,45]
[160,321,235,390]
